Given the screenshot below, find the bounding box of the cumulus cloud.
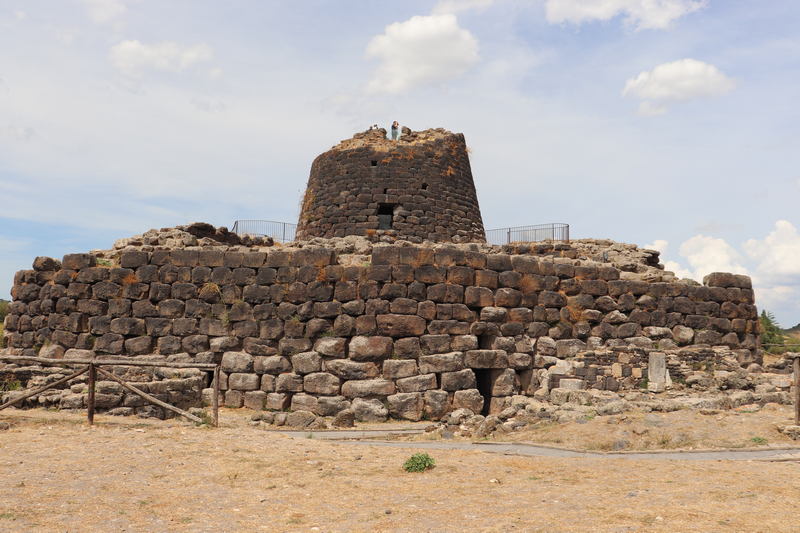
[743,220,800,284]
[110,40,214,77]
[678,234,748,278]
[81,0,127,24]
[545,0,706,30]
[366,14,479,94]
[623,58,735,115]
[433,0,495,14]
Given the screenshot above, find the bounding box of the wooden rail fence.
[0,356,220,427]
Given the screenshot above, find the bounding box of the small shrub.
[751,436,767,445]
[403,453,435,473]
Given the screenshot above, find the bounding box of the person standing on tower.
[391,121,399,140]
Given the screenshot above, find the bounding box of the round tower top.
[296,127,485,244]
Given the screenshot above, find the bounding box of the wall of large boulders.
[1,244,759,421]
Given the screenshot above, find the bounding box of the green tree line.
[759,310,799,354]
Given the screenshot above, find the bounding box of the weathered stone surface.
[441,369,477,391]
[332,408,355,427]
[291,351,322,374]
[303,372,341,395]
[286,410,317,428]
[350,398,388,422]
[465,350,508,369]
[228,373,261,391]
[423,390,450,420]
[348,336,393,361]
[313,337,346,357]
[376,314,426,337]
[254,355,292,375]
[419,352,464,373]
[453,389,484,413]
[324,360,380,380]
[275,373,304,392]
[243,391,266,410]
[221,351,253,373]
[396,373,438,393]
[382,359,418,379]
[341,379,395,398]
[387,392,424,421]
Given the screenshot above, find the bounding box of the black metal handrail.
[232,220,297,243]
[485,223,569,245]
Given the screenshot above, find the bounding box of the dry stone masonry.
[0,126,773,425]
[2,238,762,422]
[296,128,485,243]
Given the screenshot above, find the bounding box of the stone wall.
[2,244,759,420]
[295,128,486,243]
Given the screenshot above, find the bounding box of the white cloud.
[110,40,214,77]
[644,239,668,254]
[743,220,800,283]
[678,234,749,279]
[433,0,495,14]
[81,0,127,24]
[545,0,706,30]
[623,58,735,114]
[366,14,479,94]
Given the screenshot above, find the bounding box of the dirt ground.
[1,408,799,532]
[490,403,800,451]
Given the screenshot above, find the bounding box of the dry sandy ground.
[490,403,800,451]
[1,408,799,533]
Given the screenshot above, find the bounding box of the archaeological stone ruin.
[3,127,796,431]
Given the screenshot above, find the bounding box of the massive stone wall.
[295,128,486,243]
[2,243,760,420]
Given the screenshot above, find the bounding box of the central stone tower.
[296,127,486,243]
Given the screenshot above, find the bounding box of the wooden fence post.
[87,363,96,425]
[0,367,88,411]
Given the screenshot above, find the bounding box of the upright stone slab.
[648,351,668,392]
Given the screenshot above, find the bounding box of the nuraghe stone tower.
[296,128,486,243]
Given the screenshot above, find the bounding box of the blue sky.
[1,0,799,325]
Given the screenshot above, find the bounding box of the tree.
[0,299,7,323]
[759,310,785,352]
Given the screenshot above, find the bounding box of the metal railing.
[232,220,297,243]
[485,223,570,245]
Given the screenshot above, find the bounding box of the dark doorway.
[474,369,493,416]
[377,203,396,229]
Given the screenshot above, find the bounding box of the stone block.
[452,389,483,413]
[419,352,465,373]
[229,373,261,391]
[290,394,319,414]
[341,379,396,398]
[441,369,477,391]
[465,350,508,369]
[314,337,347,357]
[221,351,253,373]
[304,372,341,395]
[275,373,304,392]
[224,390,244,408]
[243,391,267,410]
[291,351,322,374]
[376,314,426,337]
[351,398,388,422]
[382,359,418,379]
[266,392,291,410]
[324,360,380,380]
[348,336,393,361]
[387,392,424,421]
[396,373,438,393]
[423,390,450,420]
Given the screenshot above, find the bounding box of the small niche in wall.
[421,182,428,190]
[377,203,396,229]
[371,160,378,166]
